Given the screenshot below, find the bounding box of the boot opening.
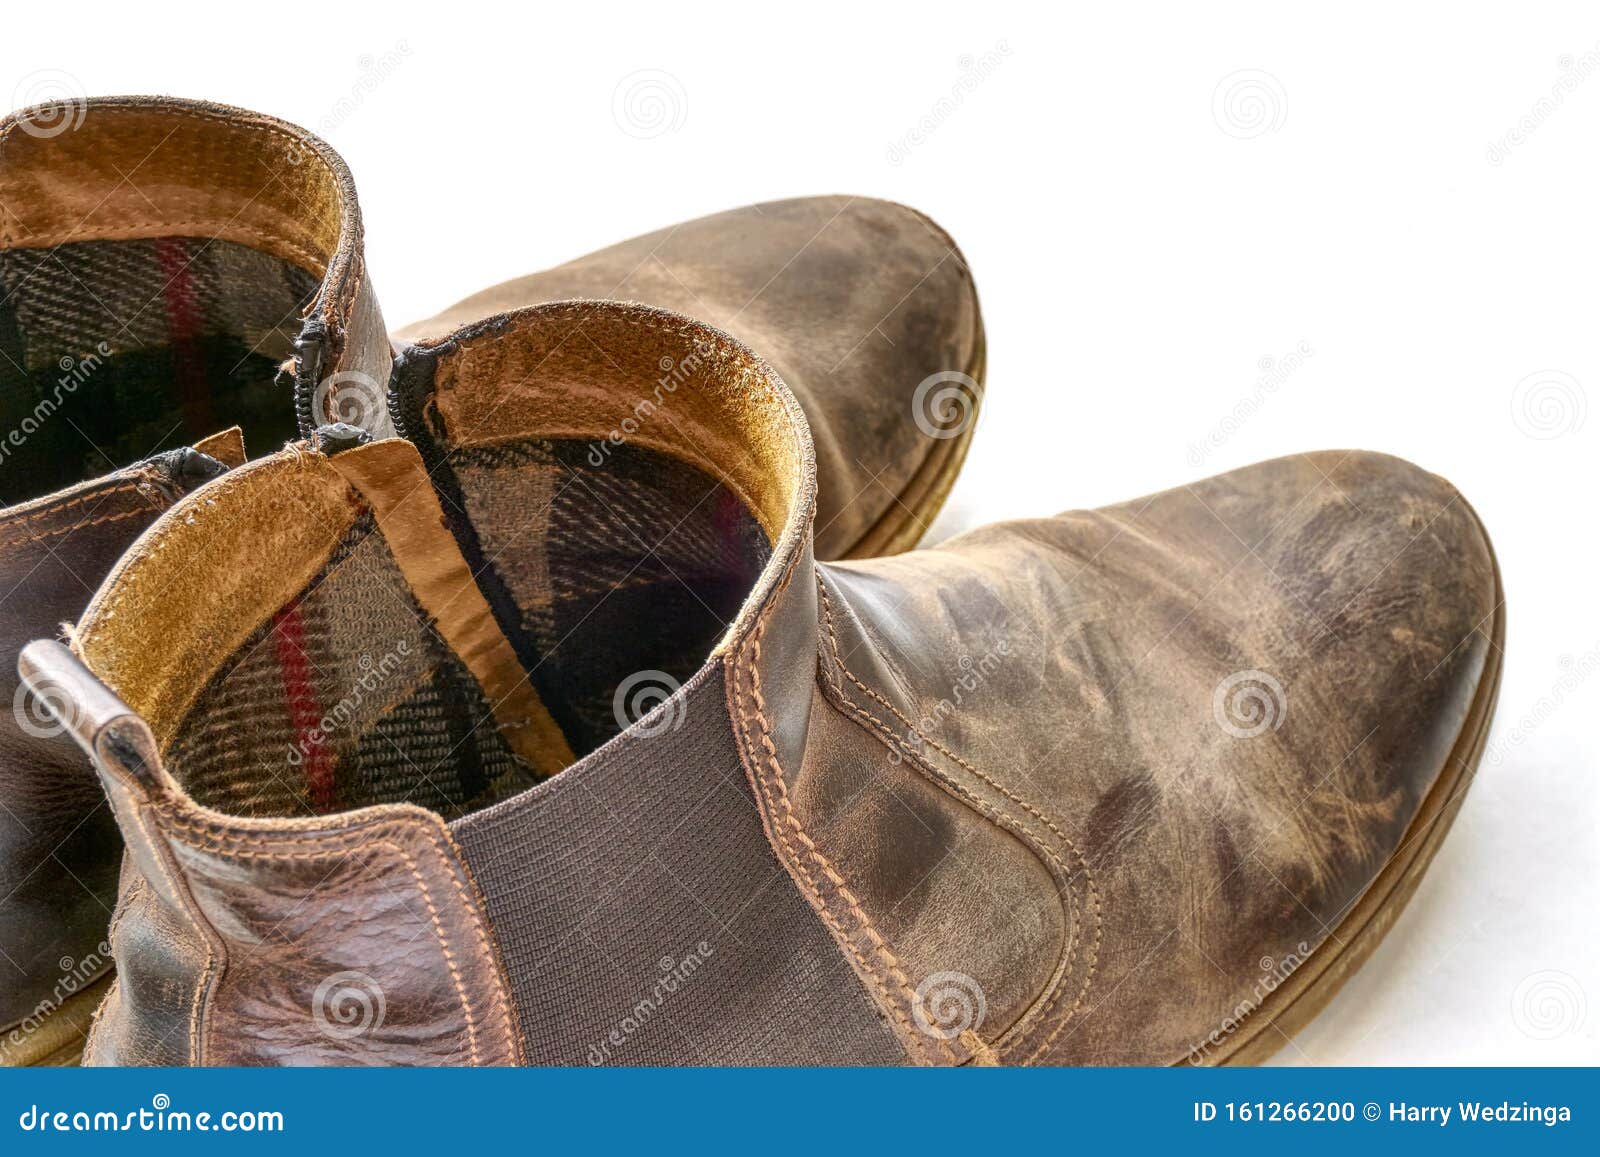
[163,438,770,820]
[0,100,351,503]
[76,303,809,823]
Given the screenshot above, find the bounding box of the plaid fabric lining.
[168,513,533,820]
[165,440,771,820]
[452,439,769,757]
[0,237,317,502]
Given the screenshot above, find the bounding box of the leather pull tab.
[17,640,165,792]
[325,438,577,776]
[191,426,247,468]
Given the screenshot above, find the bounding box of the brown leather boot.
[389,195,985,561]
[23,301,1501,1066]
[0,96,388,1065]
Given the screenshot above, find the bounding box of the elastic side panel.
[449,663,907,1066]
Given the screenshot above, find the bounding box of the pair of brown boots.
[0,97,1502,1066]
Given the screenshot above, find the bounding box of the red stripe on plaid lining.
[152,237,214,436]
[271,604,336,812]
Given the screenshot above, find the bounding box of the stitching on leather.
[728,652,938,1063]
[118,799,217,1065]
[0,105,339,179]
[815,576,1103,1064]
[85,873,144,1063]
[11,222,328,273]
[156,816,490,1066]
[0,482,154,541]
[431,306,778,422]
[814,661,1083,1057]
[152,811,516,1064]
[0,503,154,547]
[379,837,483,1066]
[442,832,526,1065]
[0,105,358,329]
[728,562,954,1065]
[418,823,522,1065]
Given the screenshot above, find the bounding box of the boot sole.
[0,972,113,1067]
[1207,501,1505,1066]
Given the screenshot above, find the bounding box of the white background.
[5,1,1595,1065]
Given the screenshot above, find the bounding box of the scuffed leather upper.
[396,196,985,560]
[33,295,1499,1065]
[729,450,1498,1063]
